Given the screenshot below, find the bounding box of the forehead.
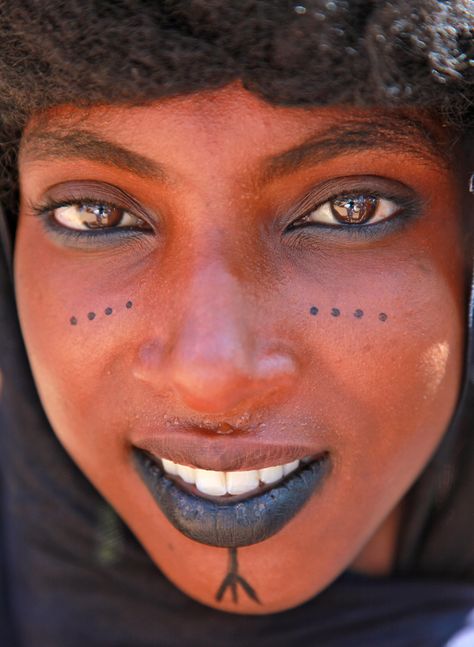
[19,85,449,184]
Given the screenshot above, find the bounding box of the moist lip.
[132,448,331,548]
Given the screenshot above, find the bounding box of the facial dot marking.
[105,307,113,315]
[87,312,96,321]
[70,316,78,326]
[379,312,388,322]
[354,309,364,318]
[331,308,341,317]
[126,301,133,309]
[310,306,319,316]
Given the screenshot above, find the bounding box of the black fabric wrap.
[0,1,473,645]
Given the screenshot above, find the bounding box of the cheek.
[284,247,464,525]
[13,232,143,461]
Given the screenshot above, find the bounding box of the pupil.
[82,204,122,229]
[331,195,377,224]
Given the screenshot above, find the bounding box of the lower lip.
[132,448,332,548]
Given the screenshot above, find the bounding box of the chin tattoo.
[215,548,261,605]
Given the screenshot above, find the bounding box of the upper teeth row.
[161,458,300,497]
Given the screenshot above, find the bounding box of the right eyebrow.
[20,128,167,180]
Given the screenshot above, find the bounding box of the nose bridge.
[175,255,252,364]
[147,243,296,414]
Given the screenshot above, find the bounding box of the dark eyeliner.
[29,196,154,246]
[286,190,424,241]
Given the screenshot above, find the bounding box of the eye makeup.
[25,180,155,248]
[283,174,424,242]
[27,174,423,252]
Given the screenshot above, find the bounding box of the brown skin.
[14,85,466,613]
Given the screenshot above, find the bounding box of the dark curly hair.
[0,0,472,224]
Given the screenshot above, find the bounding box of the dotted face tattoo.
[69,301,133,326]
[309,306,388,322]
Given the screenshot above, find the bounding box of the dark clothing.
[0,221,473,646]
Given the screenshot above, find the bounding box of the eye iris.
[330,195,377,224]
[80,204,123,229]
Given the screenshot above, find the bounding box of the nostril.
[215,422,236,435]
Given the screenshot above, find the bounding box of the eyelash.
[30,197,154,245]
[287,191,422,240]
[29,188,422,247]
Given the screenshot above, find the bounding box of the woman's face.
[15,85,466,613]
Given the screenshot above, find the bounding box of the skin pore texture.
[14,85,466,614]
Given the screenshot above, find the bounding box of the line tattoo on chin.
[215,548,261,605]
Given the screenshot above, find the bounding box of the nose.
[133,263,297,414]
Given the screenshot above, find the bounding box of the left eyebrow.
[262,115,447,182]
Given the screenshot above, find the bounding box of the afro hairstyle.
[0,0,472,224]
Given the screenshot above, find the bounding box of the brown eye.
[330,195,377,224]
[296,193,399,228]
[80,204,123,229]
[53,202,148,231]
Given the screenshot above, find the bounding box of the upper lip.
[132,425,325,472]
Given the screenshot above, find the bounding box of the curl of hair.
[0,0,472,218]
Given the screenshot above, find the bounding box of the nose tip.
[133,263,297,415]
[134,340,297,415]
[172,366,254,413]
[170,352,295,414]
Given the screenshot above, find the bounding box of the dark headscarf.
[0,2,473,645]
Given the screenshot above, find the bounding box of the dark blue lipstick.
[132,448,331,547]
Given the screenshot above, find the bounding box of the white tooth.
[283,460,299,476]
[259,465,283,484]
[176,464,196,485]
[162,458,178,476]
[195,468,227,496]
[226,470,259,495]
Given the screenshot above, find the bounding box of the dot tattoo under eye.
[69,301,134,326]
[308,306,388,322]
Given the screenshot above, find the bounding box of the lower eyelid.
[40,217,153,250]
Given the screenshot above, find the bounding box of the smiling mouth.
[132,448,331,547]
